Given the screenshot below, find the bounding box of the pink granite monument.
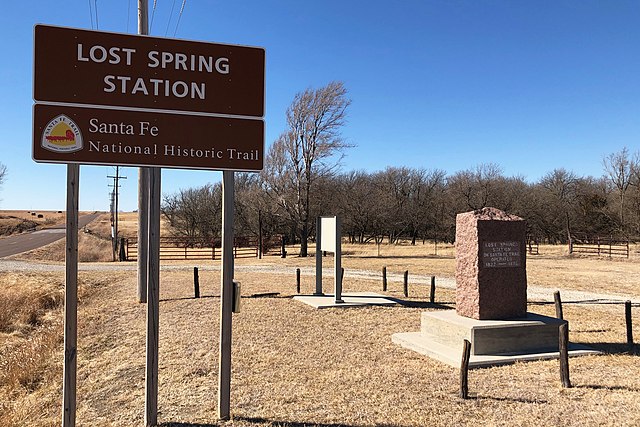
[455,207,527,320]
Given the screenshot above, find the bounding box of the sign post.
[33,22,264,426]
[145,166,161,426]
[218,170,234,420]
[62,164,79,427]
[138,0,150,306]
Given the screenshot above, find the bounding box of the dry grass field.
[1,219,640,426]
[0,210,66,236]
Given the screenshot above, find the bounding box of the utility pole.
[108,166,126,261]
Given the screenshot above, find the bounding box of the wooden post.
[403,270,409,297]
[62,164,79,427]
[281,236,286,258]
[258,209,262,259]
[296,268,301,294]
[194,267,200,298]
[145,166,161,427]
[118,237,126,261]
[460,339,471,399]
[626,301,634,353]
[626,239,630,258]
[382,266,387,291]
[218,171,235,420]
[554,291,563,320]
[136,0,150,305]
[559,322,571,388]
[430,276,436,304]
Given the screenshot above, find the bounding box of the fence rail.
[124,236,282,261]
[569,235,629,258]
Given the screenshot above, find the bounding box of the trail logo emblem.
[41,114,83,153]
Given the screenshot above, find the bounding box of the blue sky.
[1,1,639,211]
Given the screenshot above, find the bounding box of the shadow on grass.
[529,300,639,307]
[355,254,455,260]
[161,417,408,427]
[234,418,407,427]
[389,298,453,310]
[576,342,638,356]
[160,293,287,303]
[574,384,640,392]
[159,295,219,303]
[472,395,548,404]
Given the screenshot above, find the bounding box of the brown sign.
[33,103,263,171]
[482,241,521,268]
[34,24,264,117]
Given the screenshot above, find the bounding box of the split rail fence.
[569,235,629,258]
[124,236,282,261]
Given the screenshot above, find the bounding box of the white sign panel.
[320,217,337,253]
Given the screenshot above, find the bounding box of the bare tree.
[539,168,578,243]
[264,81,351,256]
[603,147,634,231]
[0,163,6,203]
[446,163,504,211]
[162,184,222,244]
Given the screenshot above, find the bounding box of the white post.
[62,163,79,427]
[218,170,235,420]
[145,166,160,426]
[315,216,323,295]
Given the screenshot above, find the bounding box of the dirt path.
[0,259,637,307]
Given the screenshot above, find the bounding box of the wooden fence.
[526,236,539,255]
[569,235,629,258]
[124,236,282,261]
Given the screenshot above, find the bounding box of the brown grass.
[0,258,638,426]
[0,271,125,426]
[0,210,88,237]
[0,210,66,225]
[3,223,640,425]
[12,230,114,263]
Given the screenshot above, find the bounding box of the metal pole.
[62,164,79,427]
[218,170,235,420]
[315,217,323,295]
[145,166,160,426]
[114,166,119,257]
[137,0,149,303]
[334,216,344,303]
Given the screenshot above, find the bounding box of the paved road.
[0,213,102,258]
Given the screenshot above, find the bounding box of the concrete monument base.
[392,310,600,368]
[294,292,397,309]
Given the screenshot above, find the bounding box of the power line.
[126,0,131,32]
[173,0,187,37]
[150,0,158,33]
[88,0,94,29]
[165,0,177,37]
[94,0,100,30]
